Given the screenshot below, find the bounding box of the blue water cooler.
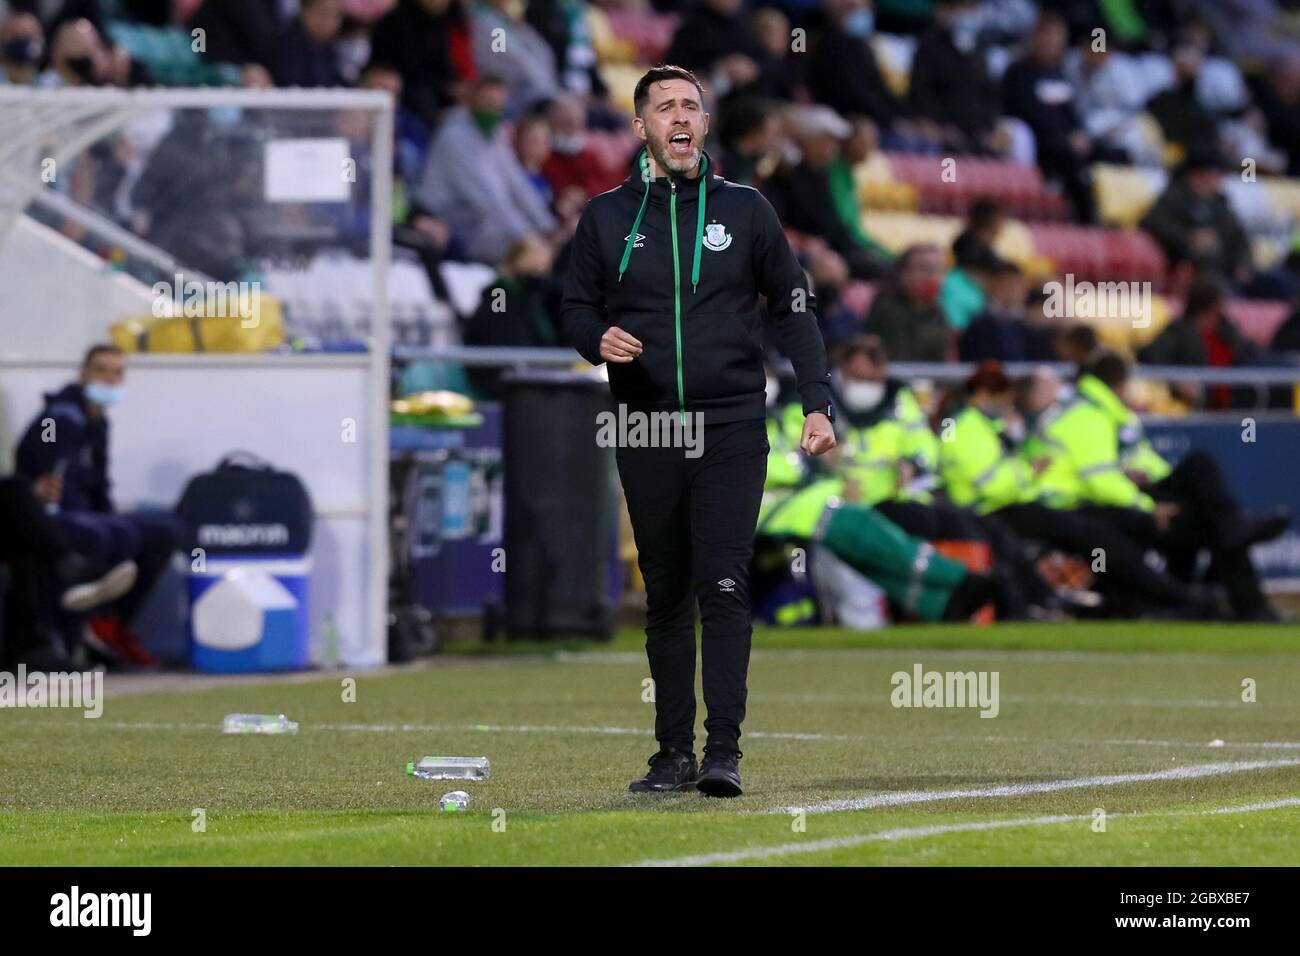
[187,556,312,672]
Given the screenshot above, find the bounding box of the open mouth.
[667,131,694,156]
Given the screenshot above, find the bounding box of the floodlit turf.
[2,623,1299,866]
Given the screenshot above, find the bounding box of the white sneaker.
[61,560,138,613]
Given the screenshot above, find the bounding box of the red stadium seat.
[602,11,680,66]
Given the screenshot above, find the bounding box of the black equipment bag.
[176,451,313,555]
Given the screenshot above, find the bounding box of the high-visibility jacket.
[1033,374,1163,512]
[1077,375,1171,484]
[833,381,939,505]
[938,404,1039,514]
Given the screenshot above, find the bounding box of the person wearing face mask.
[827,337,1082,620]
[417,74,558,263]
[0,13,45,86]
[1032,350,1288,622]
[755,369,997,628]
[863,244,953,361]
[15,345,179,667]
[940,362,1214,619]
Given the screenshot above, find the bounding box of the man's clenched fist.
[801,412,836,456]
[599,326,642,363]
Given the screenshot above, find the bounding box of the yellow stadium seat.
[1092,163,1161,229]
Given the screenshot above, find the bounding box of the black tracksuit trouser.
[616,418,769,757]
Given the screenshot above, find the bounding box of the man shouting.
[561,66,836,797]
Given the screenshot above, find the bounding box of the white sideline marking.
[1005,694,1243,710]
[631,815,1082,867]
[84,722,1300,753]
[631,791,1300,866]
[774,759,1300,815]
[1203,797,1300,815]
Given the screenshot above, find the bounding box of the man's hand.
[33,472,63,506]
[599,326,642,363]
[801,412,836,456]
[1154,501,1179,533]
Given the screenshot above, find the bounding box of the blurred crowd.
[7,0,1300,403]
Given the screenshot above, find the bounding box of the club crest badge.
[703,222,732,251]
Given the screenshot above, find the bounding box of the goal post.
[0,86,394,668]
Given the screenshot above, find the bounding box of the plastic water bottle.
[405,756,490,780]
[321,612,341,668]
[222,714,299,734]
[440,790,470,812]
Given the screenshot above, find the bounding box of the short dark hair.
[834,333,887,366]
[1058,322,1098,355]
[633,65,704,117]
[1083,347,1130,389]
[82,343,123,368]
[1184,274,1226,318]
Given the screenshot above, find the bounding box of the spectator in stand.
[468,0,558,114]
[750,6,805,102]
[369,0,477,131]
[1144,38,1218,157]
[188,0,289,73]
[863,243,953,361]
[270,0,345,88]
[1140,147,1252,288]
[714,96,783,189]
[941,198,1005,332]
[764,105,891,279]
[525,0,606,97]
[514,111,554,206]
[1055,321,1097,365]
[8,0,105,37]
[1001,11,1102,222]
[0,13,43,85]
[1257,50,1300,177]
[416,75,557,263]
[1138,276,1258,410]
[664,0,769,104]
[42,17,150,88]
[463,234,559,396]
[541,93,625,200]
[1062,35,1149,164]
[952,197,1004,268]
[909,0,1008,156]
[960,257,1040,362]
[807,0,922,142]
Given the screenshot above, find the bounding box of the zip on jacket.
[561,147,833,425]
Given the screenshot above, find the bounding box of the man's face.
[901,247,943,302]
[302,0,344,44]
[82,351,125,390]
[635,78,709,177]
[1023,369,1060,414]
[1187,168,1221,199]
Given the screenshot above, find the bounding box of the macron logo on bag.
[197,523,290,547]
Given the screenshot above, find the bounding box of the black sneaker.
[628,748,698,793]
[696,748,743,798]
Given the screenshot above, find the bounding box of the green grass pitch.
[2,622,1299,866]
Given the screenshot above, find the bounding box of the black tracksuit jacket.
[560,149,832,424]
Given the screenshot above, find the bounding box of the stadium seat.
[600,10,679,66]
[1092,163,1164,229]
